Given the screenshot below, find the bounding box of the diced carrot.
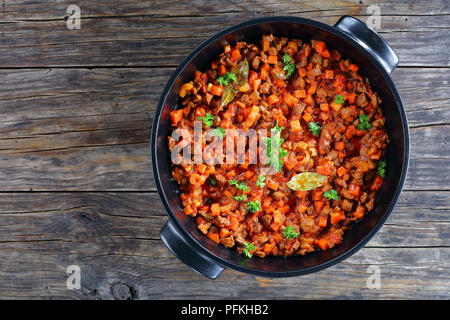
[318,238,328,250]
[302,112,312,122]
[305,94,314,105]
[349,64,359,72]
[263,40,270,52]
[330,212,342,224]
[170,109,184,126]
[313,190,323,201]
[211,61,218,69]
[189,173,202,185]
[290,119,301,132]
[316,162,334,176]
[314,200,325,213]
[313,40,326,54]
[229,216,239,231]
[184,206,194,216]
[334,141,345,151]
[322,49,331,58]
[348,183,361,197]
[354,206,365,219]
[270,222,280,232]
[320,103,329,112]
[330,101,341,112]
[297,203,308,214]
[253,79,261,91]
[371,175,383,191]
[348,92,356,104]
[219,228,229,238]
[263,243,272,254]
[208,233,220,243]
[218,64,227,76]
[198,224,209,234]
[307,81,317,95]
[179,81,194,98]
[267,55,278,64]
[298,67,307,78]
[279,205,290,214]
[196,163,207,174]
[345,125,357,138]
[337,167,347,177]
[324,70,334,79]
[211,203,220,217]
[260,64,268,80]
[284,93,299,107]
[224,45,231,53]
[293,89,306,99]
[268,94,280,105]
[266,179,279,191]
[318,215,328,228]
[210,85,223,96]
[231,49,241,61]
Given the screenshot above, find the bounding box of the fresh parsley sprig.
[198,113,215,128]
[217,72,237,86]
[229,180,249,192]
[265,122,288,172]
[377,160,387,177]
[282,53,296,78]
[242,242,256,258]
[357,114,372,131]
[323,189,339,200]
[246,200,261,213]
[283,225,300,239]
[308,121,322,136]
[256,175,266,188]
[334,94,345,104]
[210,127,226,139]
[233,194,247,201]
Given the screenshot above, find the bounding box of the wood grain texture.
[0,191,448,299]
[0,1,448,67]
[0,0,449,300]
[0,67,448,191]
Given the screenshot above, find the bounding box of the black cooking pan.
[151,16,409,279]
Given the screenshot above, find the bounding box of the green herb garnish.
[209,178,217,185]
[246,200,261,213]
[308,121,322,136]
[210,127,226,139]
[265,122,288,172]
[217,72,238,86]
[242,242,256,258]
[357,114,372,131]
[233,194,247,201]
[334,94,345,104]
[282,53,296,78]
[198,113,215,128]
[323,189,339,200]
[283,225,300,239]
[377,160,387,177]
[256,175,266,188]
[229,180,249,192]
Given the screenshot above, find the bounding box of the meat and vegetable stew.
[168,34,388,258]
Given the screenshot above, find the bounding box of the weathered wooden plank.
[0,67,448,191]
[0,2,448,67]
[0,191,447,299]
[0,191,447,248]
[3,0,449,20]
[0,241,448,299]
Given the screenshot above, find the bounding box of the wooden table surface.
[0,0,448,299]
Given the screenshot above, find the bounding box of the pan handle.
[334,15,399,74]
[160,219,224,279]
